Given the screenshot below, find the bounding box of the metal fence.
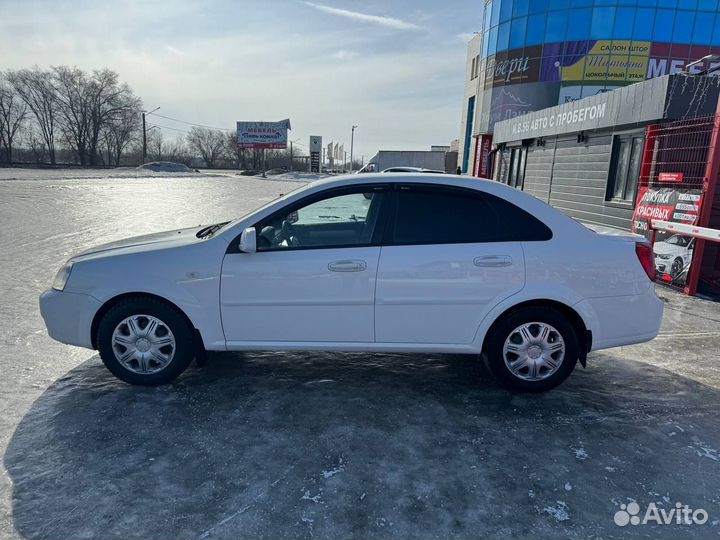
[637,114,720,296]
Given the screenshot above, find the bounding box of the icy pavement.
[2,168,720,539]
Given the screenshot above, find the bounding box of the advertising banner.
[484,46,542,88]
[473,134,493,178]
[632,187,704,287]
[539,40,650,84]
[489,82,560,125]
[237,119,291,149]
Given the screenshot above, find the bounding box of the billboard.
[632,187,704,287]
[237,119,291,149]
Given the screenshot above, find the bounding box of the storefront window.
[607,134,645,204]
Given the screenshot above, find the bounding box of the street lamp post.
[142,106,160,163]
[350,125,358,174]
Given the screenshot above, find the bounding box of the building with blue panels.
[460,0,720,175]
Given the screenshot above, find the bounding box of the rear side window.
[390,187,552,245]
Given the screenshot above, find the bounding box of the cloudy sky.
[2,0,477,159]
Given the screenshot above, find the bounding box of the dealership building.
[460,0,720,176]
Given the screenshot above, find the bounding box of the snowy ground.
[1,168,720,539]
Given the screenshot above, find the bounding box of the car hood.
[74,226,205,259]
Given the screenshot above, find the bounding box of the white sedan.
[40,174,663,392]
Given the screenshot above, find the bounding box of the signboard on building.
[309,135,322,173]
[632,187,704,287]
[237,119,291,149]
[473,134,493,178]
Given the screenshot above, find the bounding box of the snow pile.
[137,161,195,173]
[266,172,330,182]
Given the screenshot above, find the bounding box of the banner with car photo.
[632,187,704,287]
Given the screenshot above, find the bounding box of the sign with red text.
[632,187,704,286]
[658,172,684,183]
[237,119,291,149]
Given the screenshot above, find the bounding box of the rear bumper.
[39,289,101,349]
[576,284,664,351]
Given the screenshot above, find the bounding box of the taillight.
[635,242,655,281]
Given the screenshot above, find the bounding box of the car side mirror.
[239,227,257,253]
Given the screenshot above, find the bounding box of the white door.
[375,185,528,344]
[221,187,387,344]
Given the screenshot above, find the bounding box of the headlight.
[52,261,74,291]
[657,254,672,260]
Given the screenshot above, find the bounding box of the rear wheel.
[483,306,579,392]
[97,297,195,385]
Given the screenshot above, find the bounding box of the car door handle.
[328,260,367,272]
[474,255,512,267]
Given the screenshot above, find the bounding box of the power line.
[149,112,232,132]
[148,123,190,134]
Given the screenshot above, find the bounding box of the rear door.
[374,185,530,345]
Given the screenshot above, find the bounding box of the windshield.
[665,235,689,246]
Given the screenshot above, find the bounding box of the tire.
[482,306,579,392]
[96,296,195,385]
[670,257,683,278]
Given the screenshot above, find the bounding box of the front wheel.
[97,297,195,385]
[483,306,579,392]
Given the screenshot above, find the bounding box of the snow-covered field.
[1,167,720,539]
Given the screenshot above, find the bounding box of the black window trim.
[226,183,390,254]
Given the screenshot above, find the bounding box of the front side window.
[607,134,644,204]
[256,189,384,251]
[390,187,551,245]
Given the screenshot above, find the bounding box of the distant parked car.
[382,166,446,173]
[238,170,259,176]
[653,234,695,277]
[40,174,663,392]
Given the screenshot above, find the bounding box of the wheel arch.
[479,299,592,366]
[90,292,205,351]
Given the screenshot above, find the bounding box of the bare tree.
[7,67,57,164]
[146,128,164,161]
[0,75,28,162]
[186,127,226,168]
[101,105,141,166]
[224,131,241,169]
[51,66,141,166]
[22,125,47,163]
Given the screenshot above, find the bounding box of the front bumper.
[39,289,102,349]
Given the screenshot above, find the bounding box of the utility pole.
[350,125,358,174]
[141,106,160,164]
[289,138,300,172]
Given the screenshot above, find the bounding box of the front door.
[220,186,387,344]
